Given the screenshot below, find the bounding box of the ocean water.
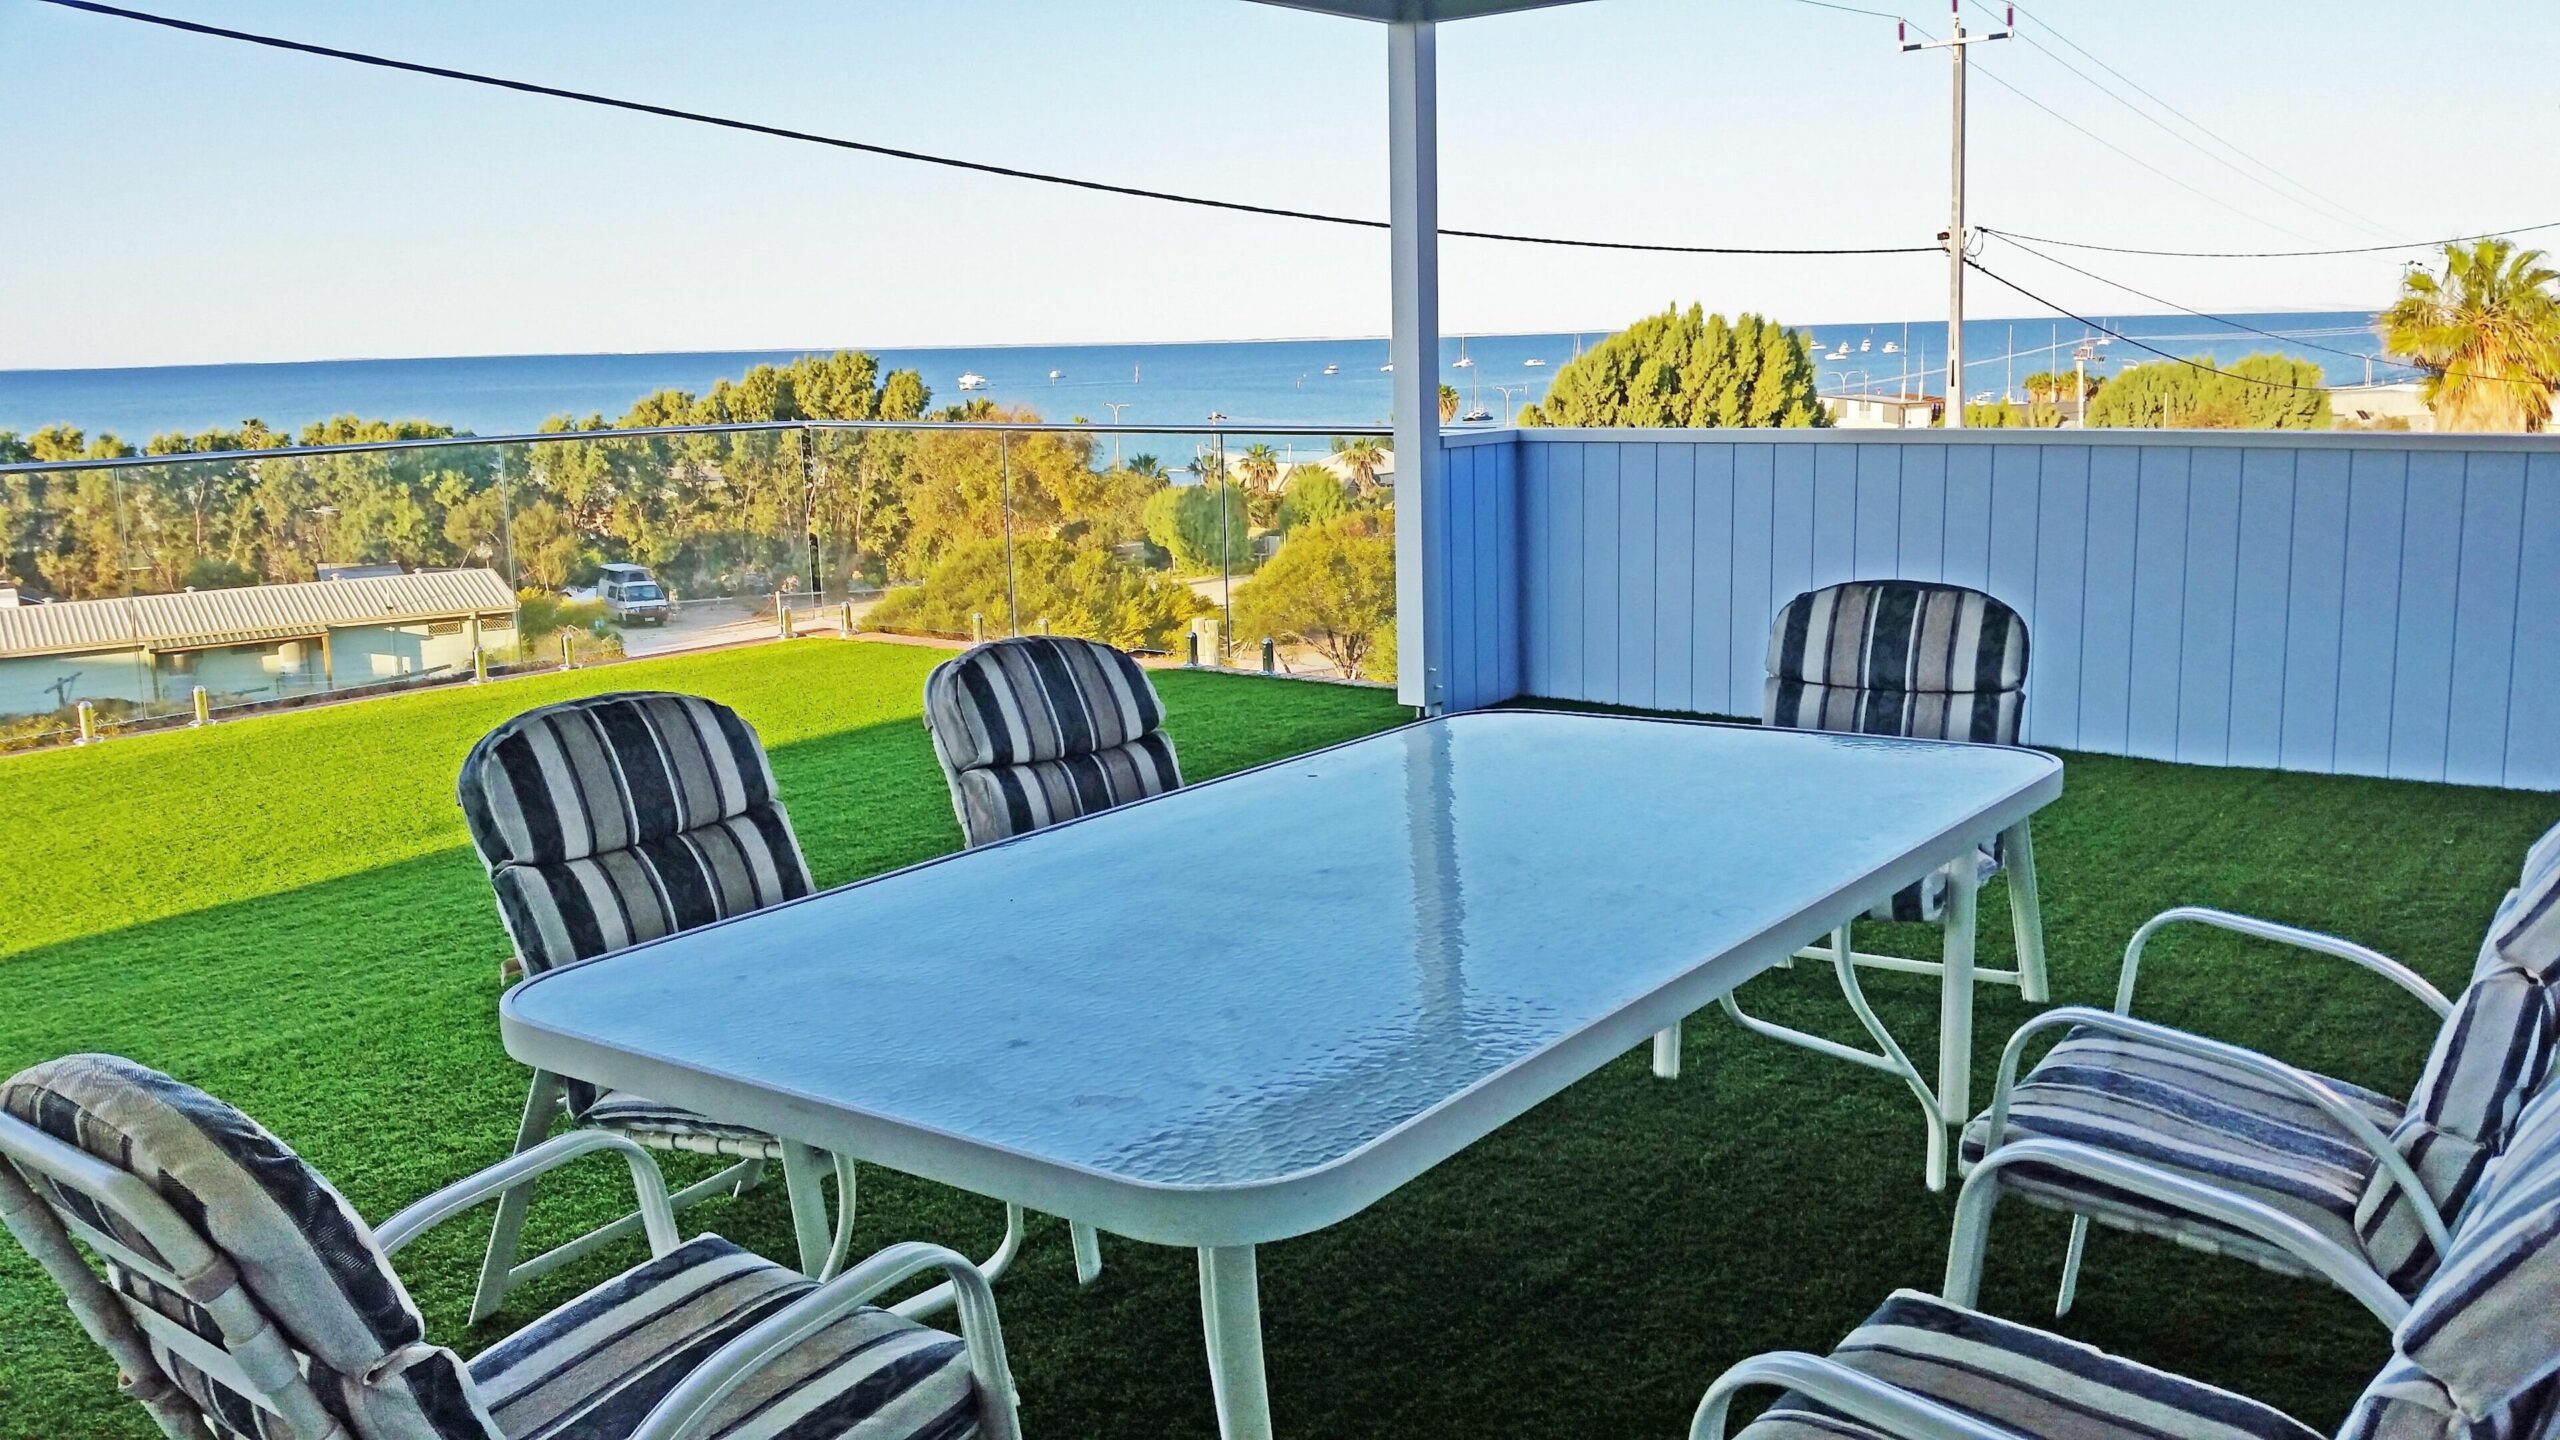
[0,311,2397,442]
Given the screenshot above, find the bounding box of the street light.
[1103,401,1131,469]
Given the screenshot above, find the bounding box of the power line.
[1991,231,2558,392]
[1963,0,2386,242]
[1980,220,2560,260]
[1962,62,2314,242]
[34,0,1935,258]
[1995,0,2399,238]
[1961,259,2334,393]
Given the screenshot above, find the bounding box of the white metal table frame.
[502,711,2062,1440]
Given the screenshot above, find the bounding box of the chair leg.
[819,1152,860,1280]
[473,1069,565,1323]
[778,1142,834,1278]
[1071,1221,1105,1285]
[2056,1215,2090,1316]
[1652,1022,1683,1080]
[2004,821,2049,1004]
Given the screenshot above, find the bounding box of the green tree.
[1234,443,1281,494]
[1519,305,1828,429]
[1277,465,1350,531]
[1329,436,1388,495]
[1142,481,1252,575]
[2022,369,2099,406]
[1962,401,2064,429]
[2381,238,2560,432]
[1439,384,1460,424]
[1234,512,1396,678]
[867,537,1207,650]
[2084,354,2330,430]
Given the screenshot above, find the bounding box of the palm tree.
[2380,239,2560,432]
[1331,436,1388,496]
[1235,443,1280,494]
[1125,453,1166,480]
[1439,384,1461,424]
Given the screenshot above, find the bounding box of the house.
[0,568,518,717]
[2327,381,2436,430]
[1820,392,1944,429]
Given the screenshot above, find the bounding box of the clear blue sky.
[3,0,2551,368]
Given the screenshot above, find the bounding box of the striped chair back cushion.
[2346,1073,2560,1437]
[457,691,813,976]
[2357,863,2560,1290]
[1762,679,2024,746]
[1767,580,2028,694]
[925,637,1182,846]
[0,1055,495,1440]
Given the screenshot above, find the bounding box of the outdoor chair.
[1655,580,2046,1187]
[921,634,1179,1285]
[1690,1058,2560,1440]
[1959,818,2560,1318]
[457,690,858,1321]
[922,635,1184,849]
[0,1053,1021,1440]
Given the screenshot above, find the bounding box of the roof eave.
[1241,0,1597,22]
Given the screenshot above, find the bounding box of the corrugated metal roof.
[0,569,517,659]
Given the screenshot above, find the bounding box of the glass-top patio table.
[503,708,2062,1438]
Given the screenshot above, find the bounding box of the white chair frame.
[0,1108,1024,1440]
[1688,1134,2408,1440]
[1970,905,2455,1315]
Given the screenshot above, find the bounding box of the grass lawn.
[1,638,2552,1439]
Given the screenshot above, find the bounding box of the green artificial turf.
[0,643,2551,1439]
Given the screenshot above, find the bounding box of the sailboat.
[1453,339,1475,369]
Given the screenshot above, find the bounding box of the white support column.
[1388,17,1444,713]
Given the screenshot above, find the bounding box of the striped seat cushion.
[947,733,1183,847]
[1736,1288,2317,1440]
[581,1092,782,1157]
[924,638,1183,847]
[1,1055,495,1440]
[459,692,814,977]
[468,1235,981,1440]
[1767,581,2028,694]
[1958,1027,2404,1275]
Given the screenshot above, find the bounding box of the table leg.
[1198,1244,1273,1440]
[2002,820,2049,1004]
[1934,851,1981,1189]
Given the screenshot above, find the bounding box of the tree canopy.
[1234,511,1395,679]
[865,537,1206,651]
[2381,238,2560,433]
[1519,306,1827,429]
[2083,353,2331,430]
[1142,481,1252,576]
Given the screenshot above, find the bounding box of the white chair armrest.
[375,1130,676,1259]
[629,1241,1021,1440]
[2117,907,2450,1018]
[1945,1137,2408,1327]
[1691,1351,2024,1440]
[1982,1007,2451,1262]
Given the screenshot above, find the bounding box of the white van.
[595,562,672,626]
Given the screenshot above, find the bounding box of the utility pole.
[2073,336,2098,428]
[1903,1,2010,429]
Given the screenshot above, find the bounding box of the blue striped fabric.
[468,1235,981,1440]
[1737,1289,2319,1440]
[1958,1027,2402,1273]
